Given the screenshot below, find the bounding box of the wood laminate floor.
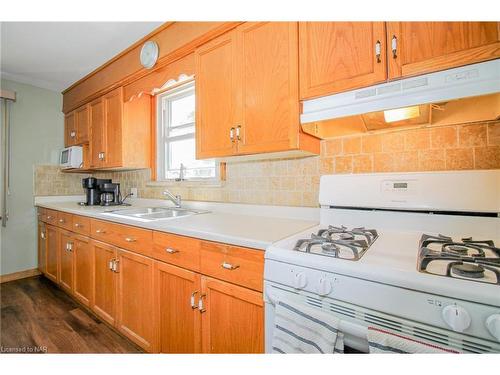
[0,276,142,353]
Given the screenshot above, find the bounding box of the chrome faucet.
[163,189,182,208]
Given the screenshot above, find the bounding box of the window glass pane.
[170,93,195,127]
[168,124,195,138]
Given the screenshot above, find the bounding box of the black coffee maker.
[98,182,121,206]
[81,177,112,206]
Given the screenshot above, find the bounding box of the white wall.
[0,79,63,276]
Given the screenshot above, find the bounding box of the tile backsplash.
[34,121,499,207]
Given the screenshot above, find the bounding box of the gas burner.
[293,226,378,261]
[418,234,500,285]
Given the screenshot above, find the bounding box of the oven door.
[264,281,500,354]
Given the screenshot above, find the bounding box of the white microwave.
[60,146,83,169]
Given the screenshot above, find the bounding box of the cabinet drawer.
[56,211,73,231]
[200,242,264,292]
[72,215,91,236]
[91,219,152,256]
[42,209,58,225]
[152,231,201,272]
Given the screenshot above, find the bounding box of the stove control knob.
[442,305,471,333]
[293,272,307,289]
[316,278,332,296]
[485,314,500,342]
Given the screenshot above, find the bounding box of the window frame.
[156,80,217,182]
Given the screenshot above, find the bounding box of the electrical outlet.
[130,187,138,198]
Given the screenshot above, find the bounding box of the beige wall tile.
[382,132,405,152]
[474,146,500,169]
[334,156,353,173]
[487,121,500,146]
[373,153,393,172]
[459,124,487,147]
[445,148,474,170]
[343,136,361,154]
[352,154,373,173]
[323,138,342,156]
[404,129,430,150]
[431,126,458,149]
[361,134,383,153]
[418,149,446,171]
[393,152,418,172]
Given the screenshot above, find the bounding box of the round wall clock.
[140,41,159,69]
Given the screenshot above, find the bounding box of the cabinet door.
[236,22,300,155]
[45,225,59,283]
[102,88,123,168]
[387,22,500,79]
[154,261,201,353]
[73,235,93,307]
[201,277,264,353]
[299,22,387,99]
[59,230,74,293]
[195,30,238,158]
[92,241,117,326]
[75,104,89,144]
[89,98,105,168]
[38,221,47,274]
[116,249,154,352]
[64,112,77,147]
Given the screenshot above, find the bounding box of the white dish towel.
[367,327,460,354]
[272,299,343,354]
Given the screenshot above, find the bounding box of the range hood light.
[383,106,421,123]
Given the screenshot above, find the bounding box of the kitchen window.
[156,81,217,181]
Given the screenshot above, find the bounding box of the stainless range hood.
[300,59,500,139]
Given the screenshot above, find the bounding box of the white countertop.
[34,196,319,250]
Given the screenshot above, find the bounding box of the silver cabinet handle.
[221,261,239,270]
[375,40,381,63]
[40,232,46,240]
[108,258,114,270]
[165,247,179,254]
[124,237,136,242]
[95,229,106,234]
[198,294,206,313]
[101,152,105,161]
[59,218,65,223]
[67,242,73,252]
[236,125,241,140]
[74,223,82,228]
[391,35,398,59]
[46,215,53,220]
[190,290,199,309]
[70,131,76,138]
[229,127,235,142]
[112,259,119,273]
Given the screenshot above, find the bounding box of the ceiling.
[0,22,164,92]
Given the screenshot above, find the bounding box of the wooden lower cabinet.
[92,240,117,326]
[116,249,155,352]
[154,261,202,353]
[73,234,93,306]
[38,221,47,274]
[59,230,74,293]
[200,276,264,353]
[45,225,59,283]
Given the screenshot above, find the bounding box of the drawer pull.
[40,232,46,240]
[74,223,82,228]
[108,259,114,270]
[46,215,53,220]
[198,294,206,313]
[95,229,106,234]
[165,247,179,254]
[124,237,136,242]
[59,219,65,223]
[190,291,199,309]
[221,261,239,271]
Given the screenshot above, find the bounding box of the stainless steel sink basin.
[102,206,208,222]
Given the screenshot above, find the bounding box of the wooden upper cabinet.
[201,276,264,353]
[299,22,388,99]
[89,97,105,168]
[115,249,155,352]
[154,261,201,353]
[64,112,77,147]
[196,22,319,159]
[75,104,89,144]
[195,30,238,158]
[88,87,151,170]
[387,22,500,79]
[236,22,300,155]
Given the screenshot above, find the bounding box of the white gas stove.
[264,170,500,353]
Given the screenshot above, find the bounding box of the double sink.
[102,206,209,222]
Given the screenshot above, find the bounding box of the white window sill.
[146,179,224,188]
